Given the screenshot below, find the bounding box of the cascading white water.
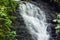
[19,2,50,40]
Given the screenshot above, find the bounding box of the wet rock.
[15,0,57,40]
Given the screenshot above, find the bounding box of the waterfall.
[19,2,50,40]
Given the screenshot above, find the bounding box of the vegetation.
[53,13,60,33]
[0,0,59,40]
[51,0,60,33]
[0,0,19,40]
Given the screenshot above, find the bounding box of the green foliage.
[0,0,19,40]
[53,13,60,32]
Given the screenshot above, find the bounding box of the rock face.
[15,10,34,40]
[31,1,57,40]
[15,0,57,40]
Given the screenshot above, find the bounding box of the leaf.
[53,19,57,22]
[56,30,60,33]
[57,14,60,18]
[55,25,60,29]
[0,25,2,27]
[1,13,7,17]
[57,20,60,23]
[5,19,12,25]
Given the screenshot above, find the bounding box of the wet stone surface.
[15,0,57,40]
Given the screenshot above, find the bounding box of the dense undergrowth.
[0,0,19,40]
